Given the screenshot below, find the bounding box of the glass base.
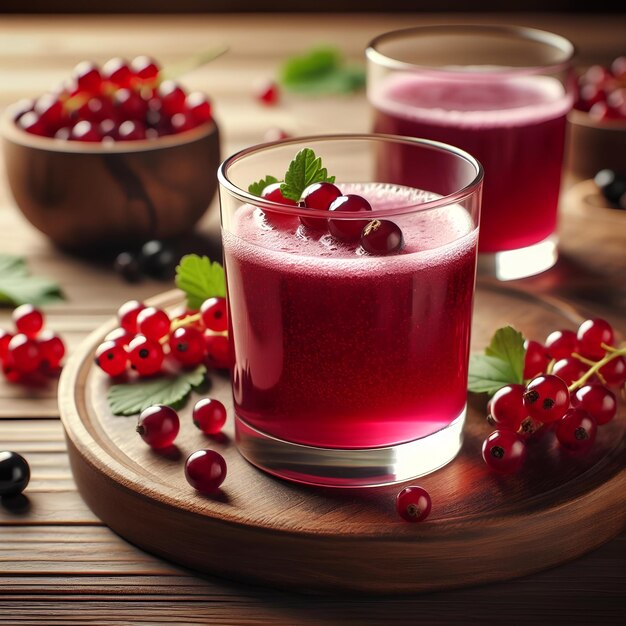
[234,410,466,488]
[478,235,558,281]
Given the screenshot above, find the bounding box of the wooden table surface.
[1,13,625,625]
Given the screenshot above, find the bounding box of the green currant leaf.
[468,326,526,396]
[175,254,226,311]
[248,175,279,197]
[0,254,64,307]
[108,365,207,416]
[280,148,336,202]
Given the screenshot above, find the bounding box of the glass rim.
[366,24,575,78]
[217,133,484,219]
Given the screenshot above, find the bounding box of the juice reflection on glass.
[218,135,482,487]
[367,26,574,280]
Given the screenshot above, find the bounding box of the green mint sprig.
[175,254,226,311]
[468,326,526,396]
[248,175,278,197]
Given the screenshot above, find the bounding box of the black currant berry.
[0,451,30,497]
[594,169,626,209]
[140,240,177,280]
[114,251,143,283]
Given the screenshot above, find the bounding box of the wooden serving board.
[58,283,626,594]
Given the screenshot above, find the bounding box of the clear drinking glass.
[218,134,482,487]
[367,25,574,280]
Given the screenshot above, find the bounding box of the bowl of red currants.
[0,56,220,252]
[566,56,626,181]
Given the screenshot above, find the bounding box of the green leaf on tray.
[0,254,64,307]
[175,254,226,311]
[468,326,526,396]
[280,148,336,202]
[280,46,365,95]
[248,175,279,197]
[108,365,207,416]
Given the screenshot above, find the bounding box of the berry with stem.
[523,374,570,423]
[552,356,586,386]
[396,486,432,522]
[545,329,579,360]
[572,384,617,425]
[136,306,171,341]
[136,405,180,449]
[577,318,614,360]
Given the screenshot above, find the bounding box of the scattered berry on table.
[12,304,44,338]
[37,330,66,370]
[193,398,227,435]
[396,485,432,522]
[114,251,143,283]
[593,170,626,209]
[6,334,42,374]
[136,404,180,449]
[255,80,279,106]
[184,449,227,493]
[0,451,30,497]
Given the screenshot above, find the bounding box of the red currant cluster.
[14,56,213,142]
[574,56,626,122]
[483,318,625,473]
[137,401,227,494]
[0,305,66,383]
[263,181,404,255]
[94,298,230,378]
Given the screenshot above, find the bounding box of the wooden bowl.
[566,109,626,181]
[1,103,220,252]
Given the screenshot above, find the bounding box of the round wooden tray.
[58,283,626,594]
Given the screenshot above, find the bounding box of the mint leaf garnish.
[108,365,206,416]
[468,326,526,396]
[175,254,226,310]
[280,47,365,95]
[248,175,278,197]
[0,254,64,307]
[280,148,336,202]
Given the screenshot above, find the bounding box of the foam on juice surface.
[224,182,477,277]
[370,74,572,128]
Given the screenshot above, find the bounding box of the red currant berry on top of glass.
[12,56,214,142]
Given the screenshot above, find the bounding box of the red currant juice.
[372,75,572,252]
[223,183,478,449]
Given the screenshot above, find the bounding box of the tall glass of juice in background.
[218,135,482,487]
[367,26,574,280]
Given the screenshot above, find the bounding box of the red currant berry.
[72,61,102,95]
[117,300,146,334]
[157,81,187,117]
[599,355,626,387]
[34,93,66,133]
[70,120,102,142]
[523,340,550,380]
[577,318,614,360]
[545,329,579,360]
[184,449,227,494]
[136,405,179,449]
[261,182,297,206]
[482,429,526,473]
[300,182,342,229]
[185,92,212,123]
[328,194,373,242]
[264,127,289,142]
[136,307,171,341]
[102,57,132,87]
[523,374,570,423]
[103,327,133,347]
[170,112,198,134]
[128,335,164,376]
[94,340,128,377]
[37,330,65,370]
[118,120,147,141]
[17,111,47,136]
[12,304,44,338]
[255,80,279,106]
[360,219,404,255]
[75,96,116,124]
[192,398,227,435]
[131,56,160,83]
[551,356,586,386]
[7,334,41,374]
[0,329,13,360]
[200,297,228,333]
[572,383,617,425]
[169,326,205,367]
[112,88,149,121]
[396,485,431,522]
[204,333,231,370]
[555,408,597,453]
[489,384,527,430]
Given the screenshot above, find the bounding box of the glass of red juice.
[218,135,483,487]
[367,25,574,280]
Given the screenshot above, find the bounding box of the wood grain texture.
[0,11,625,624]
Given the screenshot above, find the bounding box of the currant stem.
[169,313,202,333]
[161,45,229,82]
[568,345,626,392]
